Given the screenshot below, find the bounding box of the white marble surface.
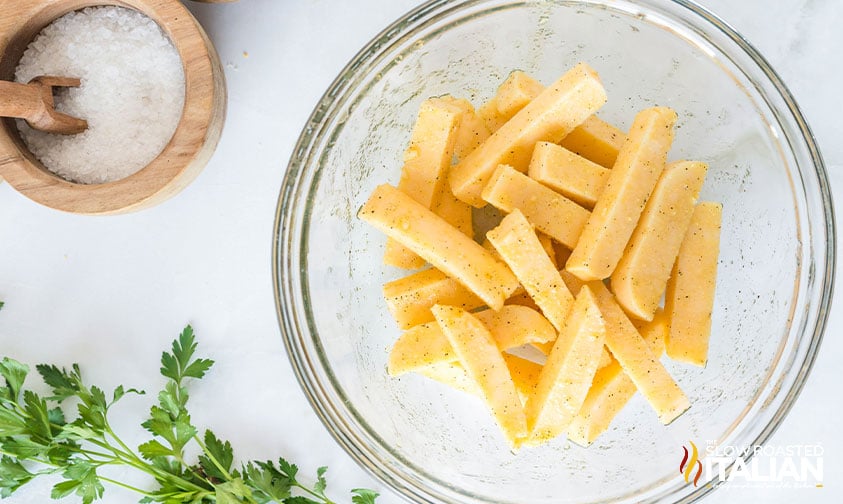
[0,0,840,502]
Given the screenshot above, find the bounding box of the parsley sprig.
[0,325,378,504]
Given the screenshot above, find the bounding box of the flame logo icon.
[679,440,703,486]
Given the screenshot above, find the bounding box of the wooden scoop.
[0,76,87,135]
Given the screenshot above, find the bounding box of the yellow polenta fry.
[559,269,586,295]
[433,190,474,238]
[532,339,612,370]
[388,305,556,375]
[665,202,722,366]
[387,322,455,376]
[450,63,607,207]
[504,354,543,404]
[439,96,491,161]
[559,115,627,169]
[566,107,677,281]
[359,184,519,310]
[476,304,557,349]
[523,285,606,446]
[431,305,527,445]
[430,97,484,237]
[612,160,708,321]
[384,98,463,269]
[536,232,558,268]
[478,70,546,132]
[532,269,612,368]
[417,361,480,396]
[589,281,689,424]
[478,71,625,168]
[487,209,574,332]
[554,240,572,268]
[505,290,541,312]
[416,355,543,404]
[528,141,610,208]
[633,308,669,354]
[383,268,485,330]
[482,164,591,249]
[568,309,668,446]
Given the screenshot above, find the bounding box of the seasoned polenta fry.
[487,209,574,332]
[566,107,677,281]
[664,202,722,366]
[384,98,463,269]
[522,285,606,447]
[611,160,708,321]
[450,63,607,207]
[388,305,556,375]
[482,164,590,249]
[432,305,527,446]
[383,268,484,330]
[359,184,519,310]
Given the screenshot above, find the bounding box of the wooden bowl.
[0,0,226,214]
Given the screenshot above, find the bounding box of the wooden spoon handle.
[0,80,46,122]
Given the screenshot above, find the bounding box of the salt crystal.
[15,6,185,184]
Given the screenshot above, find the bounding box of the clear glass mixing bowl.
[273,1,835,502]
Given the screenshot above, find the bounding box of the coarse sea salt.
[15,6,185,184]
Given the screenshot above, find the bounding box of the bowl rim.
[273,0,836,502]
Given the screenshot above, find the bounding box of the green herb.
[0,325,378,504]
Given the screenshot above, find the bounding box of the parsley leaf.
[0,357,28,402]
[351,488,380,504]
[0,325,378,504]
[199,429,234,481]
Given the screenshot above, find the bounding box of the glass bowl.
[273,0,835,502]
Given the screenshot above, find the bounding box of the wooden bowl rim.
[0,0,222,214]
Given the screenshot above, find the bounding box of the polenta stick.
[532,339,613,371]
[566,107,678,281]
[590,281,689,424]
[522,285,606,447]
[384,98,463,269]
[438,96,491,161]
[388,305,556,375]
[359,184,519,310]
[505,290,541,312]
[611,160,708,321]
[416,355,543,404]
[431,305,527,445]
[531,266,614,370]
[433,190,474,238]
[431,97,485,237]
[478,71,545,132]
[487,209,574,332]
[567,309,668,446]
[387,322,455,375]
[482,164,591,249]
[476,304,557,349]
[504,354,543,404]
[536,232,558,268]
[664,202,722,366]
[528,141,610,208]
[450,63,607,207]
[559,115,627,169]
[479,71,625,168]
[417,361,480,396]
[383,268,484,329]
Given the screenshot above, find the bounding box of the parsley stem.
[85,436,209,495]
[294,482,335,504]
[192,434,233,481]
[97,476,155,497]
